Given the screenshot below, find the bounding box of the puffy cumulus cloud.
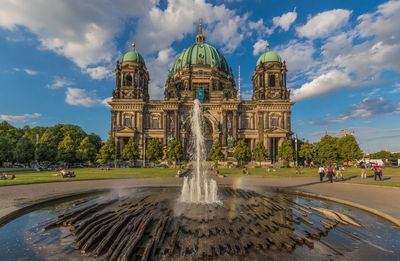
[84,66,114,80]
[291,70,352,101]
[272,8,297,31]
[309,97,400,124]
[296,9,352,39]
[0,112,41,123]
[65,88,108,107]
[134,0,250,54]
[252,39,268,56]
[46,77,74,89]
[276,40,315,73]
[146,48,176,99]
[0,0,155,79]
[101,97,112,108]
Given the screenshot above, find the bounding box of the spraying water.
[180,99,219,203]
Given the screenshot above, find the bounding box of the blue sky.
[0,0,399,153]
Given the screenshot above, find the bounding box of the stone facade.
[109,24,294,164]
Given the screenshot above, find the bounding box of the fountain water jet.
[180,99,219,203]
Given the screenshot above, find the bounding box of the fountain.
[0,103,399,260]
[181,99,219,204]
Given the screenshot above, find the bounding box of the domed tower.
[165,19,236,102]
[113,43,150,101]
[252,43,290,101]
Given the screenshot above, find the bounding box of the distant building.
[109,21,294,163]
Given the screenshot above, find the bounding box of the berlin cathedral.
[109,21,294,164]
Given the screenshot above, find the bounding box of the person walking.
[327,165,334,183]
[335,163,341,181]
[360,163,367,179]
[373,165,382,181]
[318,166,325,182]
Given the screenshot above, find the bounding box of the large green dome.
[169,21,232,76]
[122,43,145,64]
[256,50,281,66]
[169,43,231,76]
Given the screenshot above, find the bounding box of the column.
[174,110,178,140]
[222,110,227,146]
[258,112,263,142]
[233,111,237,140]
[163,112,168,145]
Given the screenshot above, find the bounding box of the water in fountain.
[180,99,219,203]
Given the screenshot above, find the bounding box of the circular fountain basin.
[0,187,399,261]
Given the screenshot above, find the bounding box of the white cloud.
[146,48,176,99]
[296,9,352,39]
[46,77,73,89]
[65,88,100,107]
[390,83,400,94]
[0,113,41,123]
[252,39,268,56]
[272,8,297,31]
[291,70,352,101]
[84,66,113,80]
[134,0,250,54]
[101,97,112,108]
[276,40,315,73]
[65,88,110,108]
[23,69,38,75]
[0,0,155,79]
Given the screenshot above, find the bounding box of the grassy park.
[0,166,399,186]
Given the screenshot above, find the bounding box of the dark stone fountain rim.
[1,185,399,231]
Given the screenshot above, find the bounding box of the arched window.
[134,73,138,87]
[125,75,132,86]
[269,75,275,87]
[271,117,278,128]
[152,118,159,129]
[124,118,131,127]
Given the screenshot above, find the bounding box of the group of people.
[318,164,345,183]
[1,172,16,180]
[53,168,76,178]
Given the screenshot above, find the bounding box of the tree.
[278,139,294,166]
[122,137,140,166]
[252,141,268,166]
[0,137,12,166]
[167,140,183,167]
[76,137,98,163]
[14,137,34,166]
[88,133,103,152]
[233,139,251,165]
[96,137,115,164]
[370,150,392,160]
[315,135,339,165]
[146,138,163,166]
[57,135,76,165]
[208,141,224,166]
[337,135,363,163]
[299,140,315,164]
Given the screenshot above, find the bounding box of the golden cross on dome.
[132,42,136,50]
[266,41,270,51]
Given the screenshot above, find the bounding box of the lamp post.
[294,134,298,167]
[143,134,147,168]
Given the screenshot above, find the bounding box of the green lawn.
[0,168,177,186]
[0,166,399,186]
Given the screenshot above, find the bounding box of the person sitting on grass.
[1,172,8,180]
[11,175,16,180]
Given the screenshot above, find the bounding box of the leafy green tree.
[97,137,115,164]
[146,138,163,166]
[14,137,34,166]
[315,135,339,165]
[23,126,47,145]
[252,141,268,166]
[77,137,98,163]
[0,136,12,166]
[278,139,294,166]
[0,121,24,149]
[122,137,140,166]
[233,139,251,165]
[337,135,363,163]
[370,150,392,160]
[299,140,315,164]
[208,141,224,166]
[88,133,103,151]
[167,140,183,167]
[57,135,76,165]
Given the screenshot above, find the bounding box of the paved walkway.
[0,176,399,221]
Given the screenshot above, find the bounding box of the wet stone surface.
[1,187,399,261]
